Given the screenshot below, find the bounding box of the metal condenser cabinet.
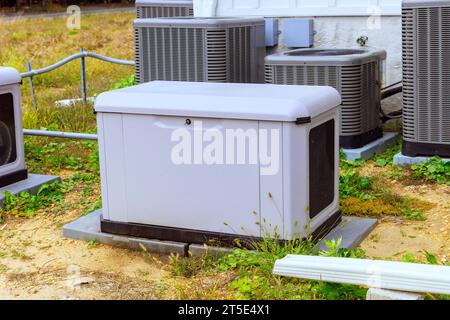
[402,0,450,157]
[95,81,342,245]
[135,0,193,18]
[265,48,386,149]
[134,17,266,84]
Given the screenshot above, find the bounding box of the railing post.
[26,60,38,109]
[80,48,87,103]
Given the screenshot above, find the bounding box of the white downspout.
[193,0,218,17]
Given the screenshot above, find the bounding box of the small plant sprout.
[356,36,369,47]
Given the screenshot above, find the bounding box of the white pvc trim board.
[273,255,450,295]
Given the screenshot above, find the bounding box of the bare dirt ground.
[0,197,234,300]
[360,167,450,264]
[0,211,166,299]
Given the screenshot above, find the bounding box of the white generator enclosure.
[95,81,341,245]
[0,67,27,188]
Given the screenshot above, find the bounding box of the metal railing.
[20,49,134,140]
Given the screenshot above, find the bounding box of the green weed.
[170,252,219,278]
[1,181,64,217]
[411,157,450,185]
[402,209,427,221]
[87,240,98,249]
[373,139,401,168]
[339,169,374,200]
[109,74,136,90]
[84,197,102,216]
[176,237,369,300]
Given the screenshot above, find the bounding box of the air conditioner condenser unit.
[0,67,27,188]
[136,0,193,19]
[95,81,342,245]
[134,17,266,84]
[402,0,450,157]
[265,48,387,149]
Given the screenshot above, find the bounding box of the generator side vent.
[0,93,17,166]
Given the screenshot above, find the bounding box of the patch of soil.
[360,165,450,264]
[0,211,173,300]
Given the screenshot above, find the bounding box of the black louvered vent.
[0,93,17,166]
[309,119,335,219]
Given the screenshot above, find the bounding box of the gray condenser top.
[402,0,450,8]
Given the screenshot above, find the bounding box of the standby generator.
[95,81,342,245]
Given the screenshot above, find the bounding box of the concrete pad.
[393,152,450,166]
[342,132,398,161]
[64,210,376,257]
[317,216,378,251]
[0,174,61,208]
[63,210,188,256]
[366,288,424,300]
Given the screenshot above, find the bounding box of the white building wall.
[199,0,401,17]
[194,0,402,85]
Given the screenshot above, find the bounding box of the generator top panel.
[265,48,386,66]
[0,67,21,87]
[403,0,450,8]
[134,16,264,28]
[95,81,341,122]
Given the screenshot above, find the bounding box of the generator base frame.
[402,141,450,158]
[100,211,342,248]
[0,169,28,189]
